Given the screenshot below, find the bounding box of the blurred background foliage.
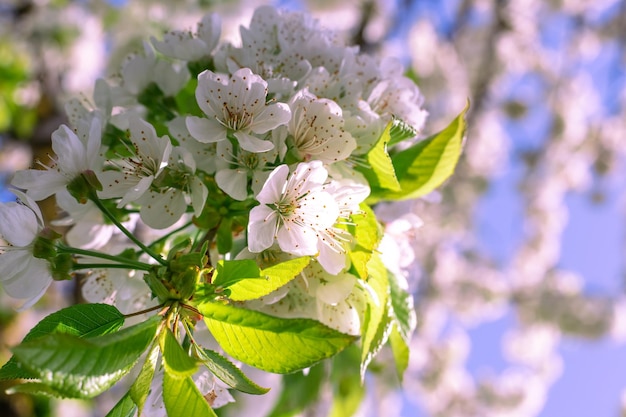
[1,0,626,416]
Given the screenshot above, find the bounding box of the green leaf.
[160,328,198,379]
[348,204,382,280]
[105,392,137,417]
[6,382,68,398]
[217,217,233,254]
[371,102,468,202]
[199,349,269,395]
[329,346,365,417]
[227,257,310,301]
[129,342,160,414]
[360,253,392,379]
[213,259,261,288]
[388,325,410,382]
[10,315,161,399]
[267,363,325,417]
[0,303,125,381]
[163,370,218,417]
[355,122,401,191]
[198,302,357,374]
[388,272,417,342]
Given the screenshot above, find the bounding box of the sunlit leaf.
[162,370,218,417]
[105,392,137,417]
[388,325,410,382]
[199,348,269,395]
[355,122,401,191]
[10,315,160,399]
[0,303,125,381]
[359,253,392,379]
[160,328,199,379]
[227,257,310,301]
[198,302,357,374]
[369,102,468,202]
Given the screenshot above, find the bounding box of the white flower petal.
[255,165,289,204]
[190,176,208,216]
[234,131,274,153]
[216,168,249,201]
[249,102,291,134]
[120,175,154,206]
[1,254,51,302]
[276,222,318,256]
[315,273,355,304]
[0,250,31,283]
[186,116,227,144]
[248,205,278,253]
[0,202,39,246]
[139,189,187,229]
[316,242,348,275]
[11,169,68,201]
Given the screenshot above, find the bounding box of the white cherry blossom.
[0,190,51,309]
[98,116,172,207]
[214,141,277,201]
[152,13,221,62]
[11,118,102,201]
[186,68,291,153]
[287,89,356,163]
[248,161,338,257]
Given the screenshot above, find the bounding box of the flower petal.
[0,202,38,246]
[247,205,278,253]
[11,169,68,201]
[233,131,274,153]
[186,116,227,144]
[255,165,289,204]
[139,189,187,229]
[276,222,318,256]
[216,168,249,201]
[250,102,291,134]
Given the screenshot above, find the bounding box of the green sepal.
[198,301,357,374]
[32,228,60,260]
[67,171,102,204]
[51,253,73,281]
[0,303,125,381]
[198,348,270,395]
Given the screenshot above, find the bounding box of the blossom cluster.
[0,5,436,413]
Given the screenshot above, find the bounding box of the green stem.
[124,303,166,319]
[146,221,193,251]
[90,196,167,266]
[72,263,153,272]
[58,244,153,271]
